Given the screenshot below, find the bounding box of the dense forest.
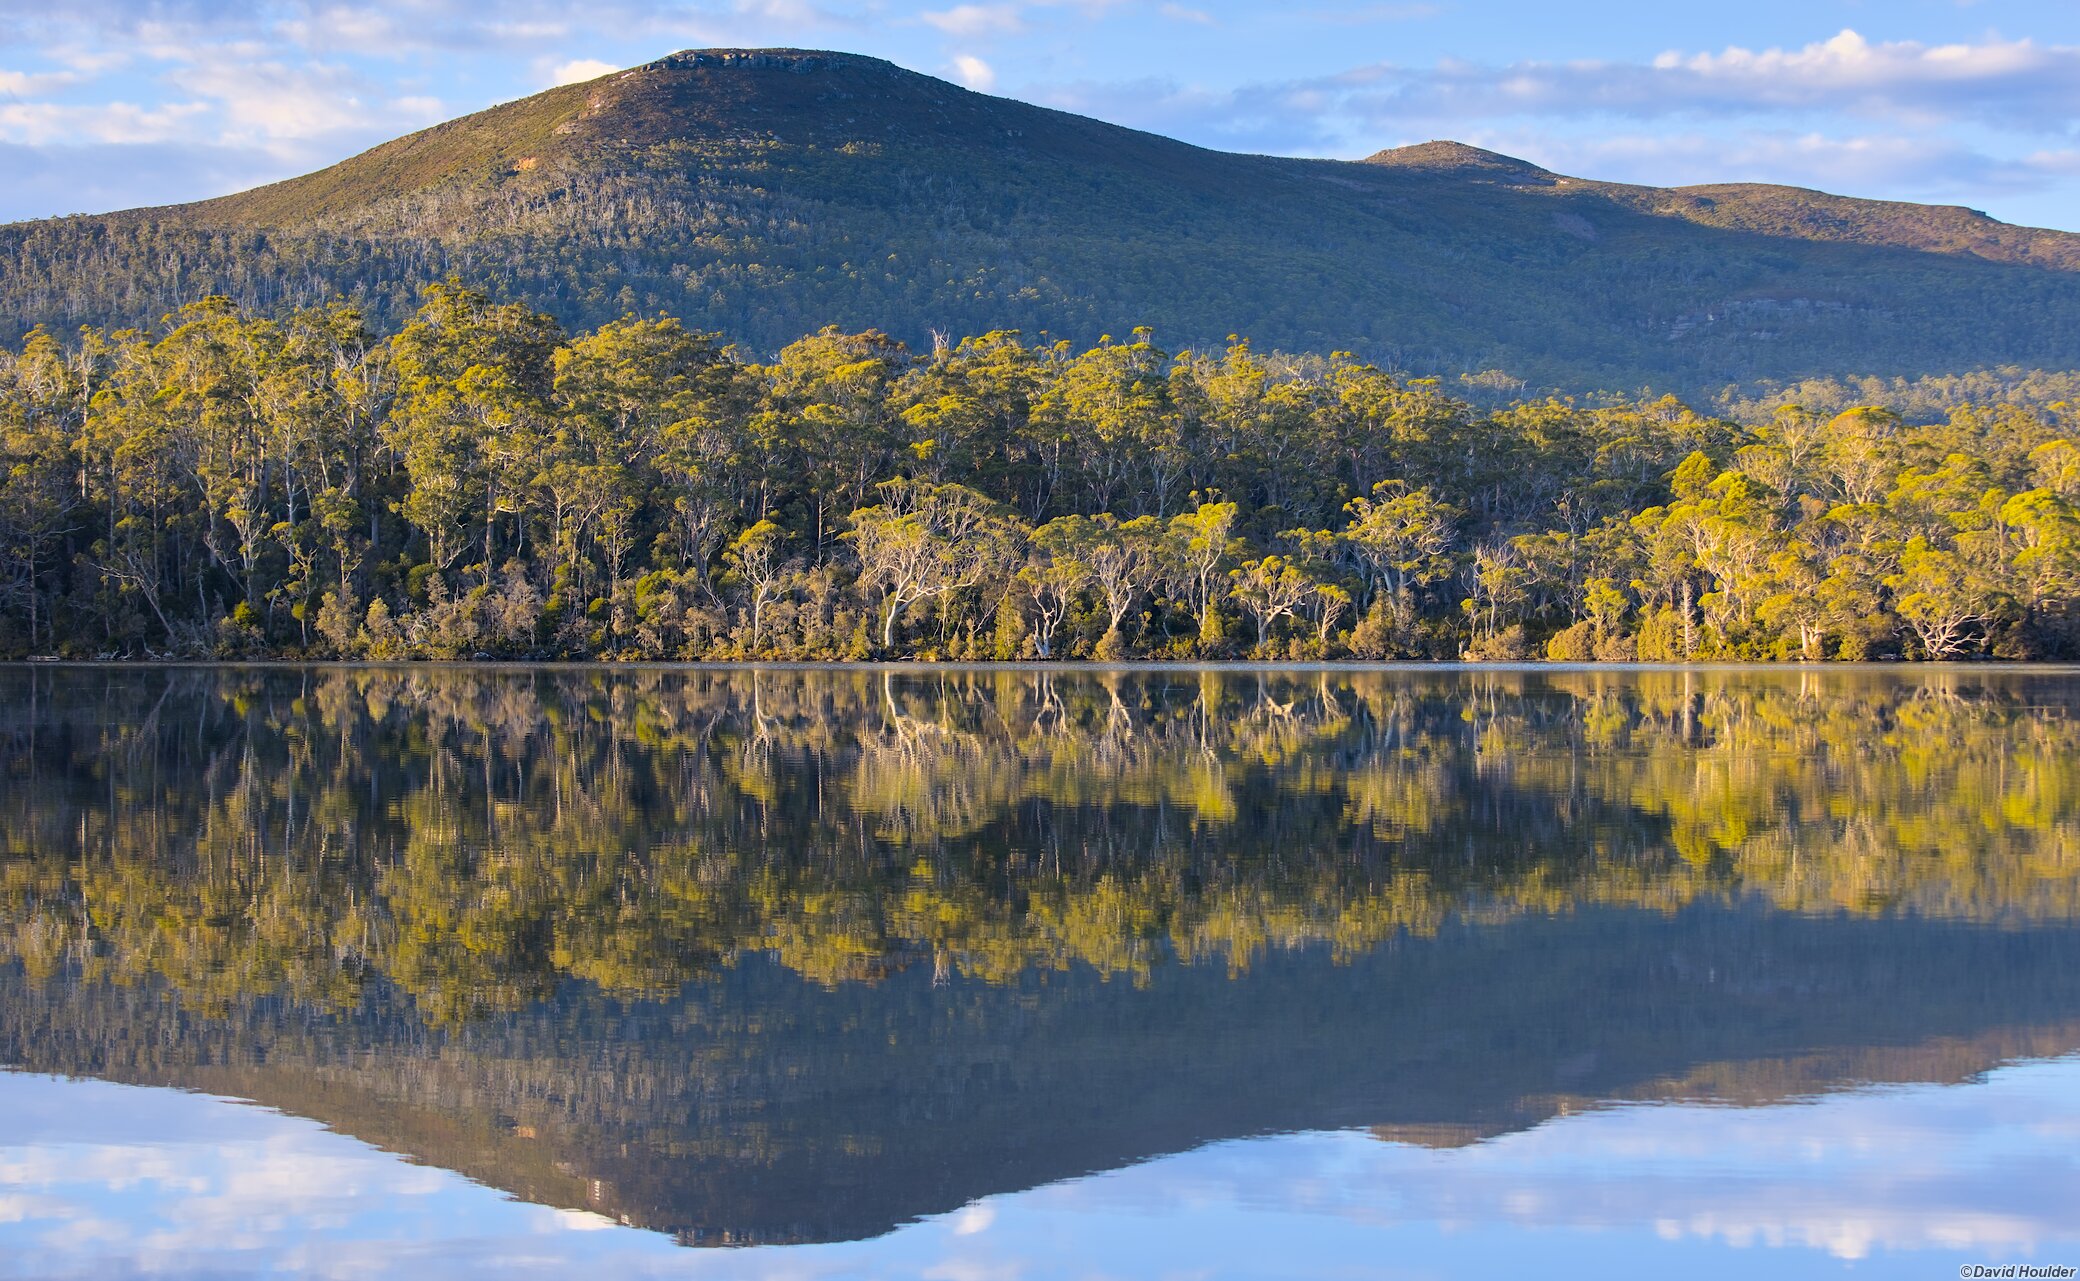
[1,284,2077,662]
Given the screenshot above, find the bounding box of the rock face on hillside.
[2,48,2077,392]
[1362,141,1556,182]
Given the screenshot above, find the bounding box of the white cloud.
[920,4,1025,36]
[732,0,841,25]
[1036,27,2080,165]
[390,95,447,121]
[949,1204,996,1235]
[1159,3,1214,24]
[1024,1060,2080,1264]
[0,69,81,96]
[1620,28,2080,128]
[1322,29,2080,129]
[951,54,996,91]
[275,8,405,54]
[0,100,210,147]
[551,58,620,87]
[1663,29,2043,88]
[165,59,371,144]
[1473,128,2080,201]
[4,0,857,58]
[1029,27,2080,218]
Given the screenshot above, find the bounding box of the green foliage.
[7,664,2080,1022]
[3,286,2078,661]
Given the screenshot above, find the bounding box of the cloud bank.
[1035,28,2080,210]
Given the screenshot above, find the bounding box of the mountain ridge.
[4,47,2077,392]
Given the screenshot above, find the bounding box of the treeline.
[1713,365,2080,425]
[2,283,2077,661]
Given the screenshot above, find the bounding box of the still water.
[1,663,2077,1278]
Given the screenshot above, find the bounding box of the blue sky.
[2,0,2078,228]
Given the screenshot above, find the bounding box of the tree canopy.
[4,287,2077,662]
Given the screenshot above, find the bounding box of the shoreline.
[9,657,2080,674]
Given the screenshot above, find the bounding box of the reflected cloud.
[1029,1059,2080,1264]
[4,1061,2079,1277]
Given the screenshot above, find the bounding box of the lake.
[1,663,2078,1279]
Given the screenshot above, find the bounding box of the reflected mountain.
[2,665,2078,1246]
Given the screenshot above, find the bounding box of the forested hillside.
[2,286,2075,661]
[3,49,2079,395]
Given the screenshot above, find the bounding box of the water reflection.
[5,1058,2079,1279]
[1,664,2078,1267]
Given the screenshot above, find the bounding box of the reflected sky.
[3,1059,2078,1280]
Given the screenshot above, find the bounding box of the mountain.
[4,47,2078,393]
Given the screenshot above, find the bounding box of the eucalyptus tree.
[895,330,1048,513]
[1022,518,1099,659]
[1163,499,1241,648]
[1341,481,1458,608]
[1032,513,1167,659]
[763,328,908,551]
[846,479,1025,651]
[552,314,741,589]
[1228,554,1315,651]
[721,518,798,648]
[1037,329,1186,517]
[386,282,563,581]
[0,328,83,650]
